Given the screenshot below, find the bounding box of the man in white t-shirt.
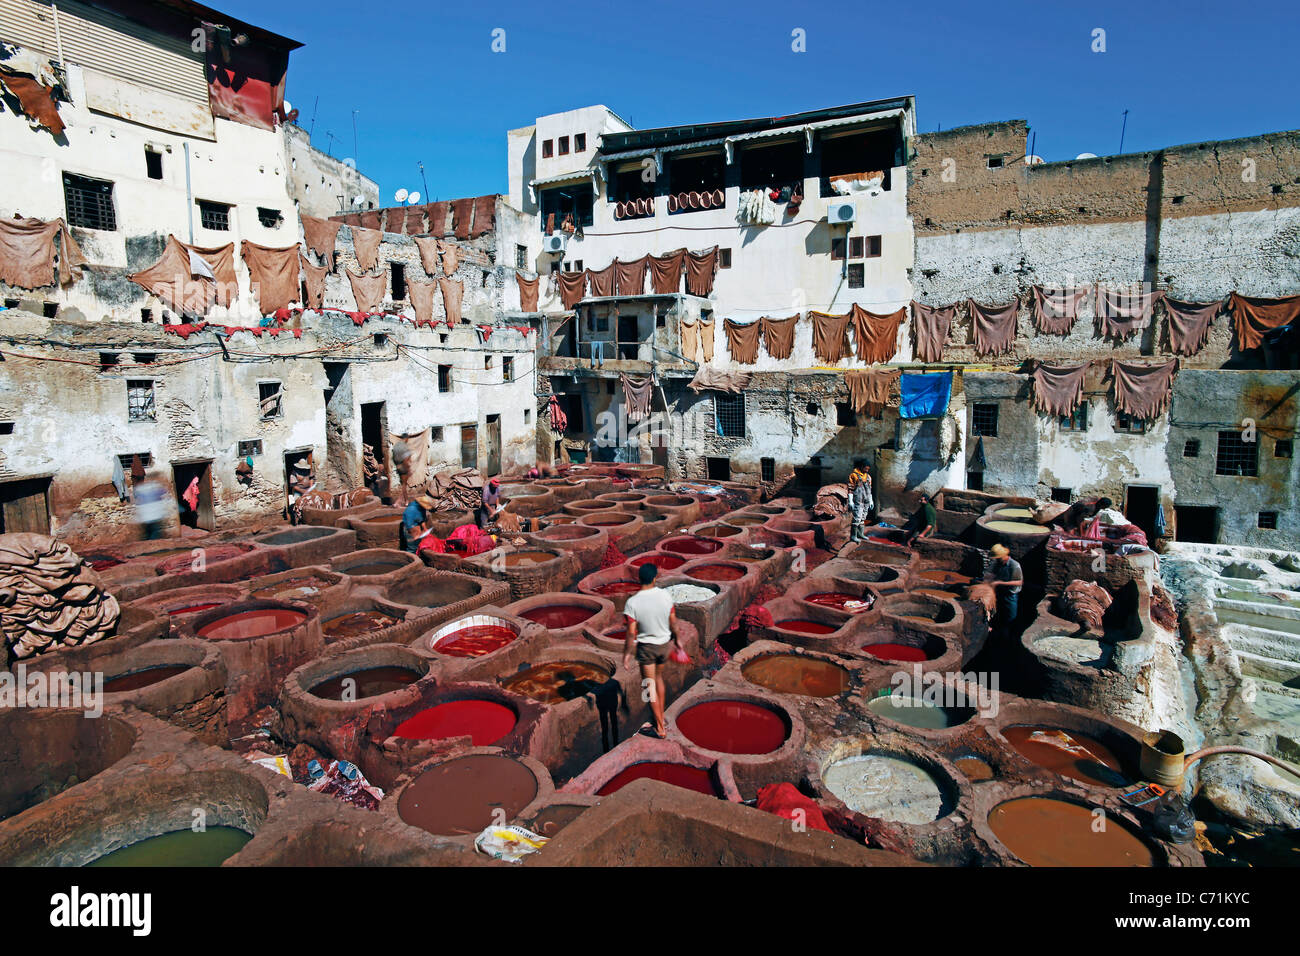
[622,563,681,739]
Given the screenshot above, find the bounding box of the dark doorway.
[794,465,821,497]
[1175,505,1219,544]
[967,471,985,491]
[0,476,52,534]
[1124,485,1160,544]
[460,424,478,469]
[562,393,585,432]
[171,461,214,531]
[618,314,639,359]
[360,401,388,493]
[485,414,501,476]
[706,457,730,481]
[323,362,354,491]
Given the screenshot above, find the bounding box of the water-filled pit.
[868,693,974,729]
[741,654,851,697]
[87,827,252,867]
[397,754,537,836]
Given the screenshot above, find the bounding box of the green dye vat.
[868,694,954,729]
[87,826,252,867]
[985,520,1046,534]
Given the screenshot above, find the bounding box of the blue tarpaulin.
[900,372,952,419]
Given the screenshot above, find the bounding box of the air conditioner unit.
[542,233,568,254]
[826,200,856,225]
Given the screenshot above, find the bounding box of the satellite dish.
[407,191,421,205]
[395,188,409,203]
[1075,152,1097,160]
[351,195,365,207]
[283,99,293,115]
[1024,154,1045,166]
[342,157,356,168]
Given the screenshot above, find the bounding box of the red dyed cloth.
[449,523,494,556]
[755,783,832,833]
[599,542,627,570]
[728,585,781,632]
[417,534,446,554]
[163,322,208,339]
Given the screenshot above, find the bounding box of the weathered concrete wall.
[284,124,379,220]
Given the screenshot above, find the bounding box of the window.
[972,403,999,437]
[257,207,283,229]
[127,380,155,422]
[831,236,846,261]
[238,439,263,457]
[847,264,864,289]
[0,422,14,436]
[1216,430,1258,476]
[1115,412,1146,435]
[485,355,494,370]
[141,308,153,323]
[715,393,745,438]
[1276,439,1293,459]
[99,352,120,371]
[116,452,153,471]
[258,382,283,420]
[707,457,731,480]
[503,357,513,382]
[819,128,899,196]
[542,139,553,158]
[1059,404,1089,431]
[438,365,452,392]
[719,248,732,269]
[524,408,531,424]
[835,402,856,426]
[1051,487,1072,503]
[740,140,804,192]
[668,152,725,211]
[604,380,615,394]
[558,136,570,155]
[595,316,608,333]
[574,133,586,153]
[848,236,865,259]
[516,244,528,269]
[373,333,388,347]
[63,173,116,231]
[967,471,985,491]
[1258,511,1278,530]
[199,200,231,231]
[866,235,882,258]
[145,149,163,180]
[1183,439,1201,457]
[390,262,406,300]
[987,155,1005,169]
[431,426,444,442]
[460,424,478,469]
[761,457,775,483]
[539,184,594,231]
[42,302,58,317]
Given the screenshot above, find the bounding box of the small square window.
[1116,413,1147,435]
[574,133,586,153]
[987,155,1004,169]
[967,470,985,491]
[1051,487,1072,503]
[1059,404,1088,432]
[846,264,864,289]
[431,426,444,442]
[558,136,570,155]
[145,149,163,180]
[257,207,283,229]
[133,352,156,364]
[1183,439,1201,457]
[524,408,531,424]
[43,302,58,318]
[866,235,882,258]
[972,403,999,437]
[1258,511,1278,530]
[715,393,745,438]
[237,439,263,457]
[485,355,494,370]
[0,422,14,436]
[595,316,608,333]
[574,260,584,273]
[117,452,154,472]
[99,352,120,371]
[542,139,553,158]
[718,248,732,269]
[199,200,231,231]
[373,333,388,347]
[127,380,155,422]
[438,365,452,393]
[707,457,731,480]
[848,236,865,259]
[605,380,615,395]
[1216,430,1257,476]
[830,236,846,261]
[258,381,283,420]
[1276,439,1293,459]
[141,308,153,323]
[835,402,856,426]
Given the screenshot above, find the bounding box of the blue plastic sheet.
[899,372,952,419]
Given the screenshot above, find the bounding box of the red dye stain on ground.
[520,605,595,629]
[596,762,720,797]
[863,642,931,662]
[197,608,306,640]
[776,619,838,635]
[434,624,517,657]
[675,700,788,754]
[392,700,517,744]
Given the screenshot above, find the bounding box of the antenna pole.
[1119,109,1129,155]
[1029,131,1036,163]
[418,161,430,201]
[352,110,359,164]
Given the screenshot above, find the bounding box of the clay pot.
[712,188,724,206]
[668,194,679,213]
[688,191,700,209]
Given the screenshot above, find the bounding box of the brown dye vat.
[989,797,1154,866]
[585,516,633,527]
[308,666,421,700]
[546,516,576,525]
[504,550,558,567]
[1002,726,1129,788]
[696,524,742,537]
[529,803,587,838]
[728,549,774,563]
[102,664,192,693]
[741,654,850,697]
[250,575,333,601]
[367,515,403,524]
[168,602,222,616]
[155,544,252,575]
[322,610,400,641]
[724,516,767,527]
[686,564,745,582]
[197,608,306,641]
[502,660,611,704]
[913,588,959,601]
[397,754,538,836]
[954,756,995,781]
[341,561,407,577]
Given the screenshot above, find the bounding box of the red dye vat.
[662,537,722,556]
[197,608,306,640]
[686,564,744,582]
[393,699,517,745]
[864,642,931,662]
[595,581,641,596]
[103,665,191,693]
[434,624,517,657]
[803,593,861,610]
[676,700,788,755]
[168,602,222,616]
[521,604,595,629]
[630,553,685,571]
[596,762,720,797]
[776,619,838,635]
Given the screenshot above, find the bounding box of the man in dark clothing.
[984,543,1023,637]
[906,492,938,543]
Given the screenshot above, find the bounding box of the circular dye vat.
[392,699,517,744]
[504,550,557,567]
[596,762,720,797]
[804,592,868,611]
[863,642,932,663]
[197,607,306,640]
[433,623,517,657]
[1001,726,1129,788]
[686,564,744,583]
[594,581,640,596]
[340,561,407,577]
[367,514,403,523]
[728,550,772,563]
[917,569,975,586]
[529,803,587,837]
[103,664,192,693]
[629,553,686,571]
[397,754,537,836]
[250,575,333,601]
[168,602,222,616]
[988,797,1154,866]
[82,554,123,571]
[663,583,717,604]
[308,666,421,701]
[994,507,1035,519]
[822,754,945,825]
[954,756,994,781]
[675,700,788,755]
[868,694,969,730]
[661,537,723,556]
[776,619,838,635]
[322,609,400,641]
[696,525,741,537]
[585,516,632,527]
[913,588,959,601]
[502,661,610,704]
[724,516,766,527]
[741,654,850,697]
[984,520,1046,534]
[521,604,596,629]
[87,827,252,867]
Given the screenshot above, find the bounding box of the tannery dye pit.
[391,700,518,745]
[308,667,421,700]
[397,755,538,836]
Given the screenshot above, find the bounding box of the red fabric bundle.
[755,783,833,833]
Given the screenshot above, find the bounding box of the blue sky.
[222,0,1299,203]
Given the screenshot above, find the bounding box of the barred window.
[258,381,283,420]
[715,393,745,438]
[847,263,865,289]
[1258,511,1278,529]
[1215,431,1258,477]
[1115,412,1147,434]
[237,440,263,457]
[1059,404,1088,432]
[199,200,231,231]
[63,174,116,231]
[126,380,155,422]
[972,403,999,437]
[1183,439,1200,458]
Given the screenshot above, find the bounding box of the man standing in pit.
[622,563,682,739]
[849,466,874,543]
[983,543,1023,638]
